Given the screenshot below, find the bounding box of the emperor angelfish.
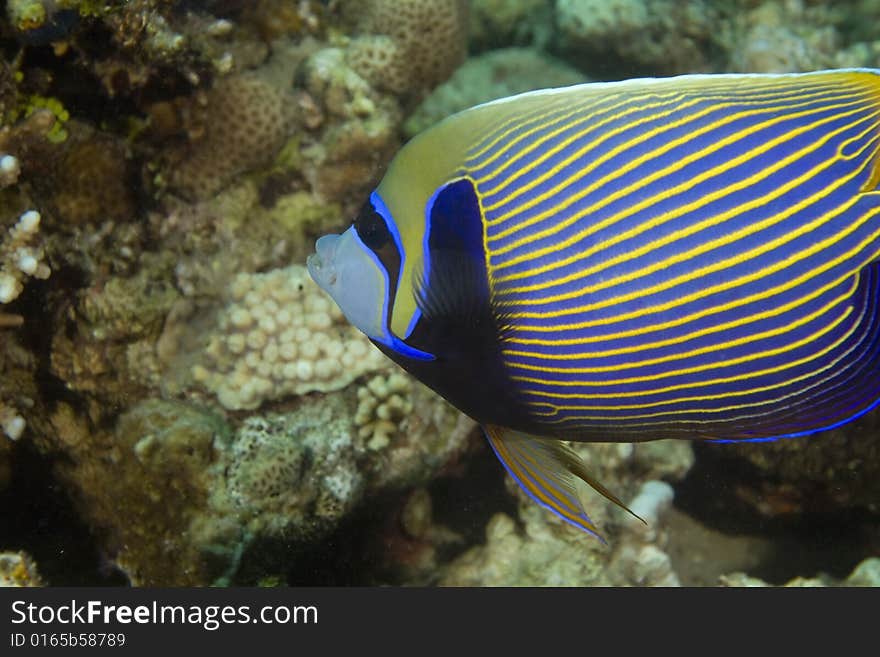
[308,70,880,539]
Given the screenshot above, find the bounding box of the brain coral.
[170,74,295,201]
[347,0,468,98]
[193,265,387,410]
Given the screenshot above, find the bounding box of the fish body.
[308,70,880,537]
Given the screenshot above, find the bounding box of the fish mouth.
[307,233,340,289]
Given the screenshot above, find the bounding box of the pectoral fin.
[484,424,645,541]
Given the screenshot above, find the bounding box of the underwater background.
[0,0,879,587]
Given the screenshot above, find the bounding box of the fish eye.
[354,201,392,251]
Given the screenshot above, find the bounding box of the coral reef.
[0,551,43,586]
[49,252,180,404]
[554,0,717,76]
[0,209,50,304]
[721,557,880,587]
[47,382,470,585]
[193,265,387,410]
[346,0,469,99]
[404,47,586,136]
[725,1,838,73]
[0,330,38,489]
[695,411,880,519]
[224,397,366,544]
[165,73,297,201]
[53,399,236,586]
[2,0,880,589]
[437,441,694,586]
[295,46,402,207]
[51,133,134,225]
[468,0,553,51]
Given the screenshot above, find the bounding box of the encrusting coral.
[294,46,402,206]
[721,557,880,587]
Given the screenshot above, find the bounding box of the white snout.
[307,227,389,341]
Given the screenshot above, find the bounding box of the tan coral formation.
[169,74,296,200]
[49,254,180,405]
[295,46,402,206]
[51,135,134,225]
[193,264,387,410]
[554,0,715,74]
[355,372,413,451]
[346,0,469,98]
[727,0,840,72]
[438,441,694,586]
[45,378,470,585]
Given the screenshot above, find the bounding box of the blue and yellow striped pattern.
[464,71,880,441]
[484,424,602,537]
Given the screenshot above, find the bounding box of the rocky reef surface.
[1,0,879,586]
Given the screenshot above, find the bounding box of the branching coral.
[0,209,50,305]
[355,372,413,450]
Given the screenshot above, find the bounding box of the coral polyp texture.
[193,265,387,410]
[169,74,295,201]
[0,401,25,441]
[346,0,468,97]
[51,135,133,225]
[355,372,414,450]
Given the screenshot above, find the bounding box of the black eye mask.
[354,201,392,251]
